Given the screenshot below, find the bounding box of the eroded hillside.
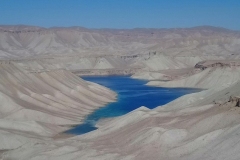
[1,26,240,160]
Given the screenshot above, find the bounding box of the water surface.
[67,76,200,134]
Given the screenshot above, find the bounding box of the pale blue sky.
[0,0,240,30]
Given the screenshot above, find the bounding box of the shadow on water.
[66,75,201,135]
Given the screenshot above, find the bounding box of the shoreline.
[66,75,200,135]
[52,132,76,140]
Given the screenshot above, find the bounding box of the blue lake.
[66,76,200,135]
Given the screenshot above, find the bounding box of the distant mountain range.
[0,25,239,59]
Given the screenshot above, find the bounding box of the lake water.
[66,76,200,134]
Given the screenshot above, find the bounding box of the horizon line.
[0,24,239,31]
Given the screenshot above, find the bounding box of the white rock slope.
[0,62,116,152]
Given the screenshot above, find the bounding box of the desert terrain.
[0,25,240,159]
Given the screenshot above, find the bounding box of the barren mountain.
[0,25,240,59]
[1,25,240,160]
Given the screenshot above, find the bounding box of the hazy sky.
[1,0,240,30]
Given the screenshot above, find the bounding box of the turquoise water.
[66,76,200,134]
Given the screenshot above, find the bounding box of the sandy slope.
[147,67,240,89]
[0,62,116,152]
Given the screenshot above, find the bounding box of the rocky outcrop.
[228,96,240,107]
[195,60,240,70]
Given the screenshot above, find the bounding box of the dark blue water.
[66,76,200,134]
